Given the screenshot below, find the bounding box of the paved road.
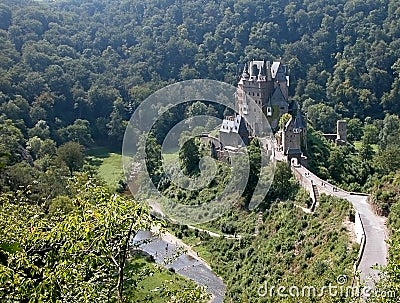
[293,164,388,282]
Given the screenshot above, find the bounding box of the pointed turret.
[251,63,258,78]
[289,102,305,133]
[242,63,249,79]
[265,60,272,81]
[259,64,265,76]
[257,62,266,81]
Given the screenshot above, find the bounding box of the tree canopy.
[1,0,400,301]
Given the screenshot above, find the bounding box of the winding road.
[292,163,388,282]
[131,149,388,301]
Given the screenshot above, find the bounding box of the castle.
[219,59,308,165]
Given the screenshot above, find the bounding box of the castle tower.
[282,117,301,155]
[236,59,290,132]
[336,120,347,145]
[236,60,269,134]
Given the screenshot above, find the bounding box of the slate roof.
[293,110,306,130]
[286,148,302,155]
[271,86,287,104]
[220,115,243,133]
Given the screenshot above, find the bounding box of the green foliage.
[374,145,400,175]
[0,175,153,302]
[2,162,38,191]
[107,97,128,144]
[142,133,163,186]
[0,0,399,150]
[186,101,208,117]
[56,141,85,176]
[28,120,50,140]
[304,126,331,179]
[306,103,340,133]
[242,138,262,207]
[267,161,299,202]
[57,119,94,146]
[27,136,56,160]
[379,114,400,149]
[48,195,74,215]
[305,125,373,191]
[295,188,312,208]
[370,171,400,216]
[164,160,231,207]
[0,119,25,165]
[179,137,200,176]
[346,117,363,142]
[173,195,357,303]
[2,0,400,300]
[278,113,291,129]
[362,123,379,145]
[0,4,11,30]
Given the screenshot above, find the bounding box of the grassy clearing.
[353,141,378,152]
[162,147,179,164]
[86,146,124,189]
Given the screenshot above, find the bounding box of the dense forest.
[2,0,400,187]
[1,0,400,143]
[1,0,400,302]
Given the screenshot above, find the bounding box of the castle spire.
[242,62,249,79]
[258,64,265,76]
[257,62,266,81]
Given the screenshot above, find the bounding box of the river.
[132,230,226,303]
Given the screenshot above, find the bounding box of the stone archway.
[287,151,302,167]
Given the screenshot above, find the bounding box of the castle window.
[257,92,259,96]
[266,107,272,116]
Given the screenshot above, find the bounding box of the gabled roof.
[266,97,272,107]
[293,110,306,130]
[271,86,287,105]
[220,115,244,134]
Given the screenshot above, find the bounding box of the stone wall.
[355,211,365,245]
[290,166,316,207]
